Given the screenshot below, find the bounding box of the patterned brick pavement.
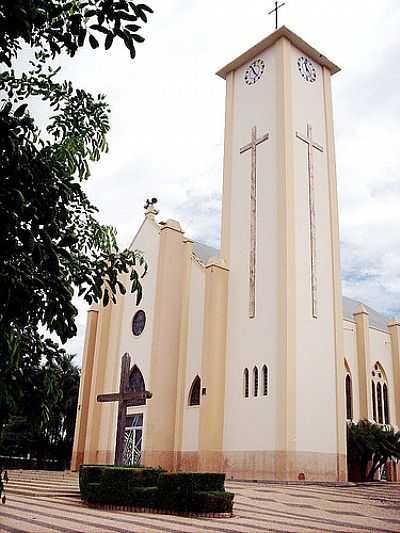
[1,470,400,532]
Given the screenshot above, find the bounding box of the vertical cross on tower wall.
[296,124,324,318]
[240,126,270,319]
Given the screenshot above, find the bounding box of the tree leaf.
[14,103,28,117]
[89,34,99,49]
[103,288,109,306]
[105,34,114,50]
[126,24,141,32]
[132,34,145,43]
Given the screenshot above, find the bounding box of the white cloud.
[25,0,400,362]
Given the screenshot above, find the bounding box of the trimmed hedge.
[192,491,234,514]
[79,467,234,514]
[79,465,164,506]
[158,472,225,492]
[157,472,229,512]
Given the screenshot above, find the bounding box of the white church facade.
[71,27,400,481]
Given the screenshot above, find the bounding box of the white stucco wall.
[99,217,160,454]
[181,260,205,451]
[342,319,359,420]
[368,326,396,425]
[289,42,338,454]
[223,41,283,452]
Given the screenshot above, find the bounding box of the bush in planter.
[157,472,233,514]
[192,491,234,514]
[79,467,234,514]
[79,465,164,505]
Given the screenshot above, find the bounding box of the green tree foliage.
[1,351,80,469]
[0,1,153,438]
[347,420,400,481]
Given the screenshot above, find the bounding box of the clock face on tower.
[297,56,317,83]
[244,59,265,86]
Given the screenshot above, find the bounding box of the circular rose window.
[132,310,146,336]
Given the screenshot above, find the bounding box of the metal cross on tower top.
[268,1,286,30]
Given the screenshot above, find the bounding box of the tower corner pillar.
[388,319,400,427]
[353,305,372,420]
[71,306,99,471]
[144,219,186,471]
[198,258,229,471]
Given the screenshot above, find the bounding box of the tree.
[347,420,400,481]
[1,350,80,469]
[0,1,153,435]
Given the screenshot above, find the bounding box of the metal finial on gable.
[144,197,159,218]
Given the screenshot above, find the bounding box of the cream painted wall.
[343,319,360,420]
[181,260,205,451]
[99,217,160,456]
[223,36,340,455]
[289,41,338,454]
[223,42,283,452]
[342,319,396,426]
[368,327,396,425]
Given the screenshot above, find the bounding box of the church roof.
[216,26,340,79]
[342,296,390,331]
[192,241,219,264]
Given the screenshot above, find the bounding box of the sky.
[38,0,400,363]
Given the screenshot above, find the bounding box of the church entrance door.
[123,413,143,465]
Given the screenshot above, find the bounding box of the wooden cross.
[97,353,152,465]
[240,126,270,319]
[296,124,324,319]
[268,1,286,30]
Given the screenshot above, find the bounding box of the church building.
[71,27,400,481]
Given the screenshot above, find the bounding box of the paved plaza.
[0,470,399,532]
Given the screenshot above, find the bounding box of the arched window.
[371,362,390,425]
[345,374,353,420]
[189,376,201,406]
[262,365,268,396]
[253,366,258,397]
[243,368,249,398]
[127,365,146,406]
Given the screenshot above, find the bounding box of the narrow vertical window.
[262,365,268,396]
[345,374,353,420]
[253,366,258,397]
[189,376,201,406]
[372,381,377,422]
[383,383,390,424]
[243,369,249,398]
[371,363,389,425]
[377,382,383,424]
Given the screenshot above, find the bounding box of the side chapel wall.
[180,259,205,454]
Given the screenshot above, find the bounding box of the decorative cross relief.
[97,353,152,465]
[240,126,270,319]
[296,124,324,319]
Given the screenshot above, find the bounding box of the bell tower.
[218,27,346,480]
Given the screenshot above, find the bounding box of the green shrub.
[192,491,234,514]
[79,466,233,514]
[157,473,228,513]
[158,472,225,493]
[79,465,164,504]
[86,482,158,507]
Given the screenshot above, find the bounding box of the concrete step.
[3,470,81,499]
